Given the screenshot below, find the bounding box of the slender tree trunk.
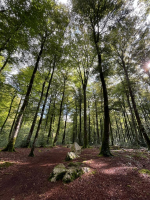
[126,91,139,146]
[97,54,111,156]
[83,84,88,148]
[53,77,66,146]
[122,61,150,149]
[72,114,76,143]
[94,98,100,144]
[62,111,68,145]
[115,114,120,143]
[0,56,10,74]
[78,90,82,145]
[120,102,132,143]
[2,35,47,152]
[110,119,114,146]
[29,62,55,157]
[44,97,52,131]
[0,93,16,133]
[100,118,103,142]
[88,101,91,145]
[25,73,49,148]
[47,97,56,144]
[8,96,22,140]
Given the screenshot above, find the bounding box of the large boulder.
[49,163,66,182]
[65,152,79,161]
[71,142,81,154]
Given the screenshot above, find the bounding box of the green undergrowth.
[138,169,150,175]
[0,161,13,169]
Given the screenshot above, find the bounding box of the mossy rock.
[138,169,150,175]
[49,164,66,182]
[68,162,82,167]
[65,152,79,161]
[49,163,91,184]
[0,162,13,169]
[62,167,80,183]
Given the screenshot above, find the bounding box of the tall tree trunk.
[110,119,114,146]
[72,114,76,143]
[126,91,139,146]
[47,96,56,144]
[44,97,52,131]
[122,60,150,149]
[98,55,111,156]
[53,76,66,146]
[83,84,88,148]
[29,62,55,157]
[0,93,16,133]
[62,111,68,145]
[88,101,91,145]
[2,35,46,152]
[78,89,82,145]
[94,98,100,144]
[120,102,132,143]
[25,73,49,148]
[100,118,103,142]
[8,96,22,140]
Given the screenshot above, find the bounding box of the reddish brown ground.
[0,146,150,200]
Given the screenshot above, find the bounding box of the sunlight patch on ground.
[102,166,135,175]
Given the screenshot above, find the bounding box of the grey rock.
[65,152,79,161]
[71,142,81,154]
[49,163,66,182]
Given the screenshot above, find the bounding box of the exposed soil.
[0,146,150,200]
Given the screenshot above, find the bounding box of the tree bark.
[29,61,55,157]
[53,76,66,146]
[47,96,56,144]
[25,72,49,148]
[83,84,88,148]
[8,96,22,140]
[122,60,150,149]
[98,54,112,156]
[88,101,91,145]
[78,89,82,145]
[2,34,47,152]
[0,56,10,74]
[0,93,16,133]
[62,111,68,145]
[94,97,100,144]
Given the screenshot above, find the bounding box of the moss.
[138,169,150,175]
[49,171,66,182]
[68,162,82,167]
[90,170,96,175]
[2,138,16,152]
[0,162,13,169]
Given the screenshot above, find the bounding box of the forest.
[0,0,150,155]
[0,0,150,199]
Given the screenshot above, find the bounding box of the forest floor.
[0,146,150,200]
